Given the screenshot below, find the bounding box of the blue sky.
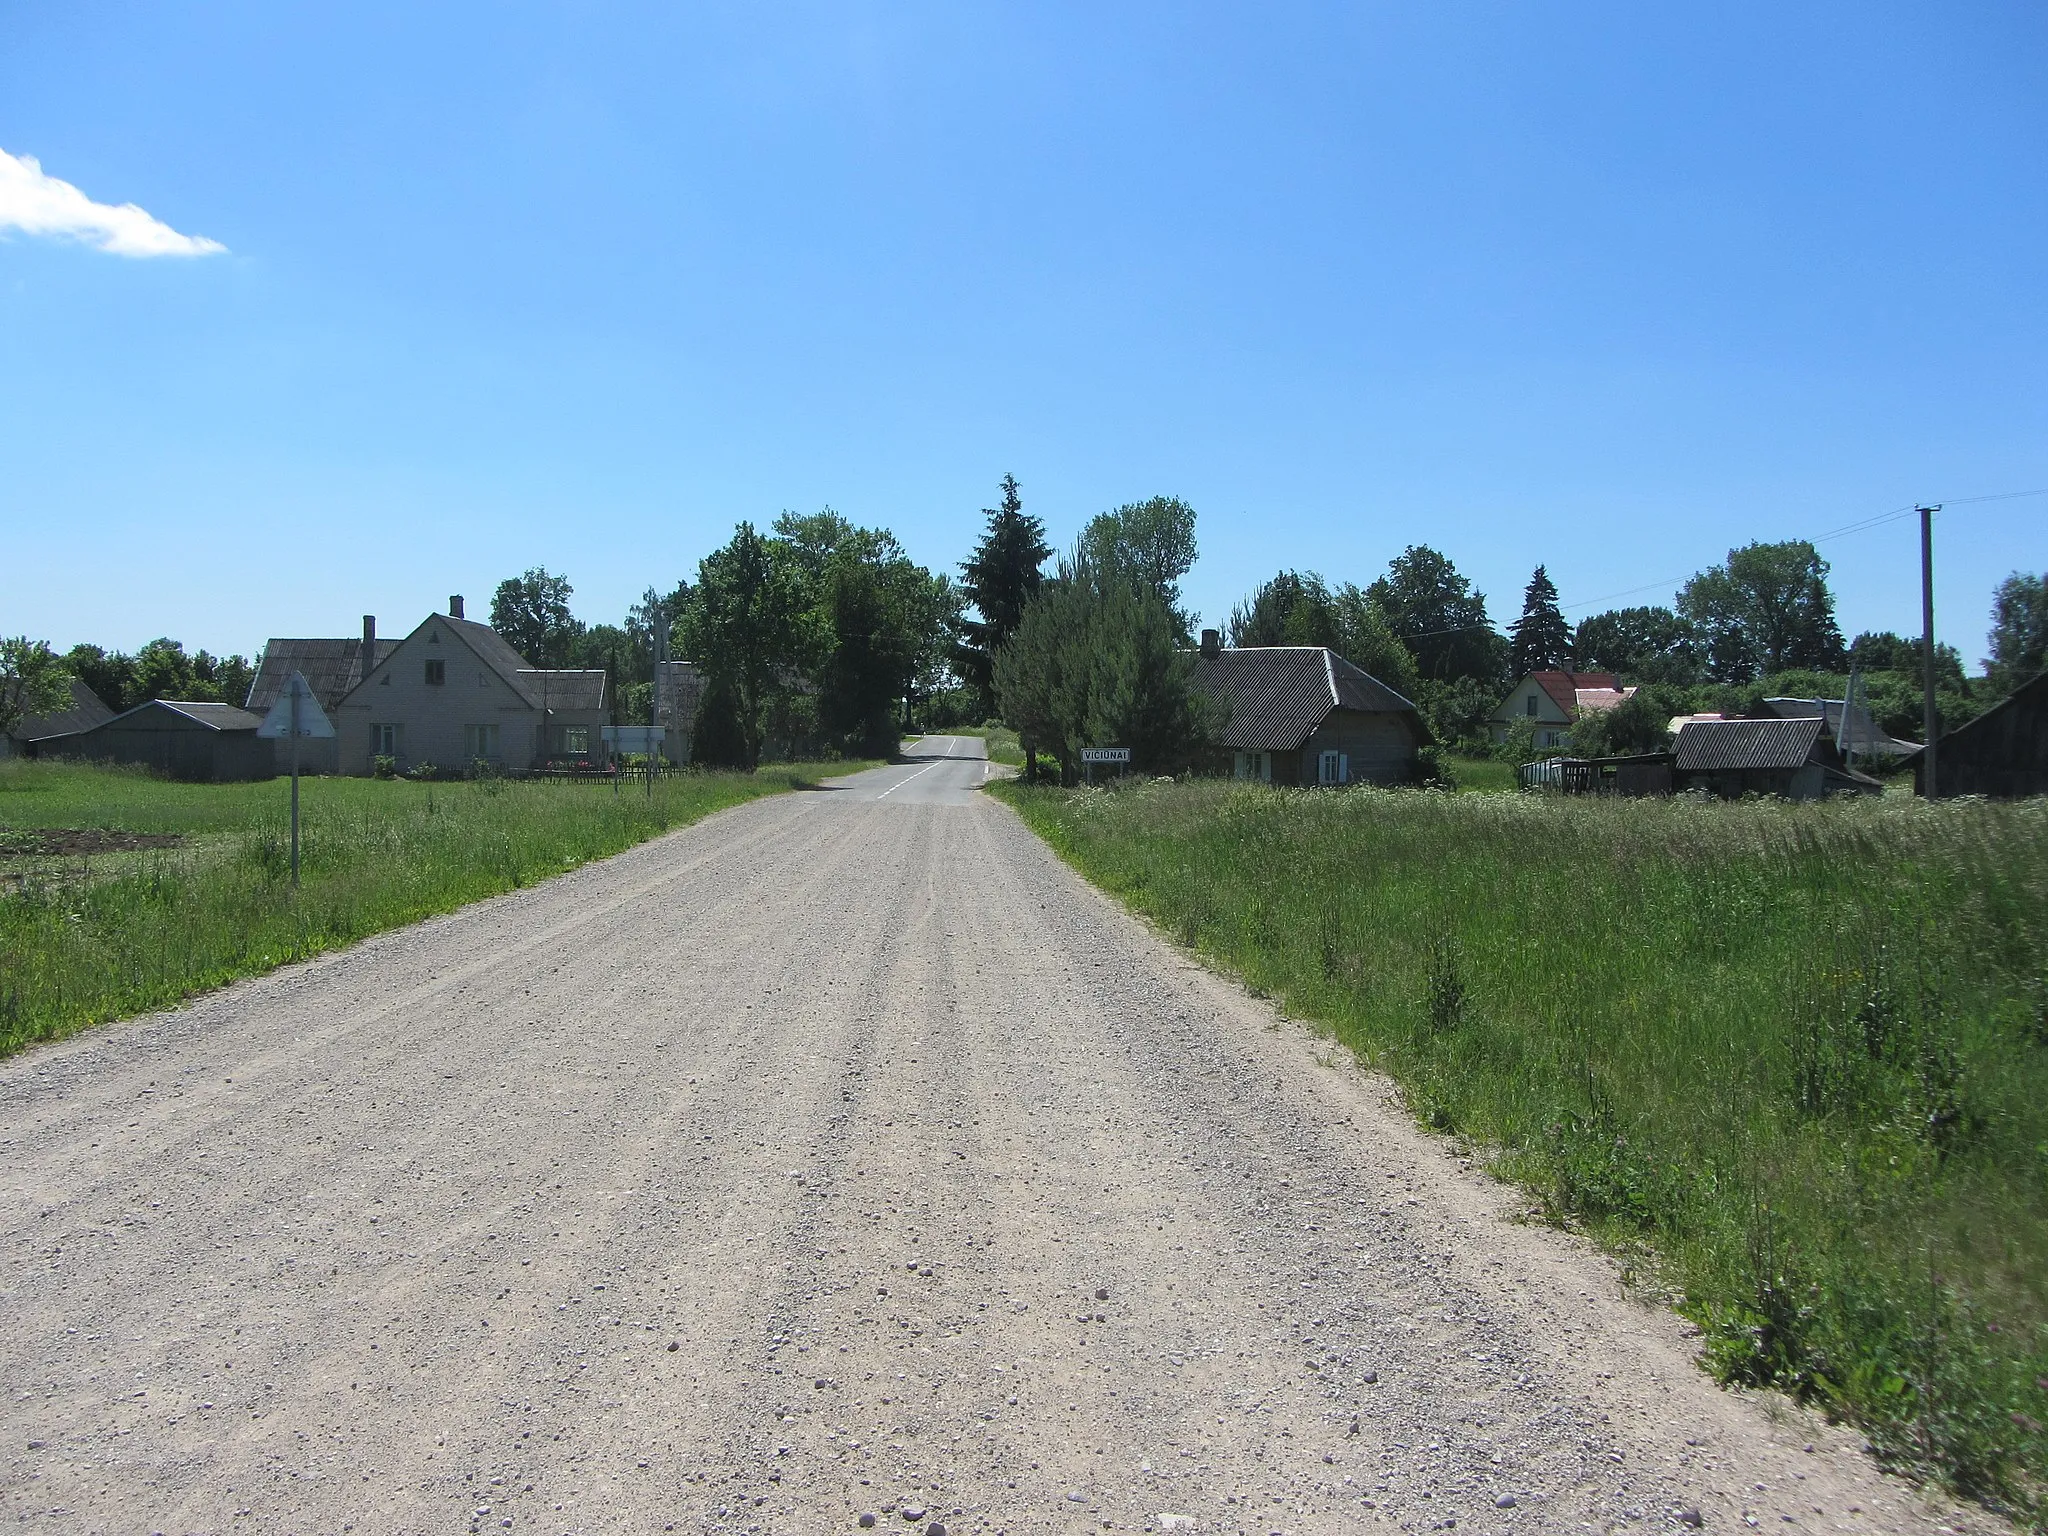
[3,2,2043,666]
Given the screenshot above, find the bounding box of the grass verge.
[942,724,1026,767]
[0,759,873,1057]
[994,777,2048,1519]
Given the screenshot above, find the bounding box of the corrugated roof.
[1191,647,1422,751]
[1573,686,1635,715]
[9,677,114,742]
[92,699,266,733]
[247,638,401,713]
[1675,716,1825,772]
[517,670,608,713]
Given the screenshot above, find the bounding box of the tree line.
[6,482,2043,773]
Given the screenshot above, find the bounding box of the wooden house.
[1488,671,1634,750]
[1191,634,1429,786]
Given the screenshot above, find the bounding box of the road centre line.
[876,760,944,799]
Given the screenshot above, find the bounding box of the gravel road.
[0,738,1999,1536]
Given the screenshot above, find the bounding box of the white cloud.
[0,148,225,257]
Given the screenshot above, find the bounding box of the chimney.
[1200,628,1222,659]
[449,594,464,620]
[361,615,376,683]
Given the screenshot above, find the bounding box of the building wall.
[335,618,540,775]
[51,718,275,782]
[1298,710,1420,785]
[1488,680,1574,744]
[1923,677,2048,798]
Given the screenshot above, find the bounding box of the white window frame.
[1318,749,1345,785]
[371,723,401,757]
[464,723,501,760]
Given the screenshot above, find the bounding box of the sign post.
[256,672,335,887]
[1079,745,1131,786]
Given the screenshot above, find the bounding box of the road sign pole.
[289,681,301,887]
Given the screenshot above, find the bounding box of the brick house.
[331,597,609,775]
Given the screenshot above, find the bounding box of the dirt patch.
[0,828,185,858]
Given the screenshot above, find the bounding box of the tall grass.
[998,779,2048,1517]
[0,760,863,1056]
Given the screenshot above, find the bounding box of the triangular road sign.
[256,672,336,739]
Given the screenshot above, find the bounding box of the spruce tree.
[1509,565,1574,676]
[958,475,1051,717]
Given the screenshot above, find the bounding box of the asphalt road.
[0,741,1992,1536]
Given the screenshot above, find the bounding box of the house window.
[464,723,500,759]
[1318,750,1347,785]
[562,725,590,755]
[425,660,446,685]
[1233,751,1272,783]
[372,723,401,756]
[1526,694,1539,716]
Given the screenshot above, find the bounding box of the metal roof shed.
[42,699,276,782]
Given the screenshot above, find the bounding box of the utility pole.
[1918,505,1940,799]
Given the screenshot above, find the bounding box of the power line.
[1385,484,2048,641]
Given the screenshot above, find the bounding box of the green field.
[0,758,869,1058]
[1446,753,1518,792]
[995,778,2048,1517]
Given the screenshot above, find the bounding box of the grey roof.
[247,638,401,713]
[1762,697,1920,756]
[517,670,608,713]
[444,616,547,707]
[1191,646,1424,752]
[9,677,114,743]
[1675,715,1825,772]
[92,699,266,733]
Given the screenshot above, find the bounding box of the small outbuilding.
[2,677,114,760]
[1672,716,1877,800]
[1911,669,2048,798]
[41,699,276,782]
[1191,635,1429,786]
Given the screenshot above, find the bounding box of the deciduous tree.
[1572,606,1702,685]
[0,637,72,739]
[490,568,584,667]
[1988,572,2048,695]
[1366,546,1507,685]
[1677,541,1844,681]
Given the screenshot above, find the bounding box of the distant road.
[0,738,1981,1534]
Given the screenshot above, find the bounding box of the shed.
[1672,716,1877,800]
[1191,641,1429,786]
[1910,668,2048,798]
[41,699,275,782]
[2,677,114,760]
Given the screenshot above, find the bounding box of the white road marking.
[875,760,944,799]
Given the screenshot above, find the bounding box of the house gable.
[334,612,545,773]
